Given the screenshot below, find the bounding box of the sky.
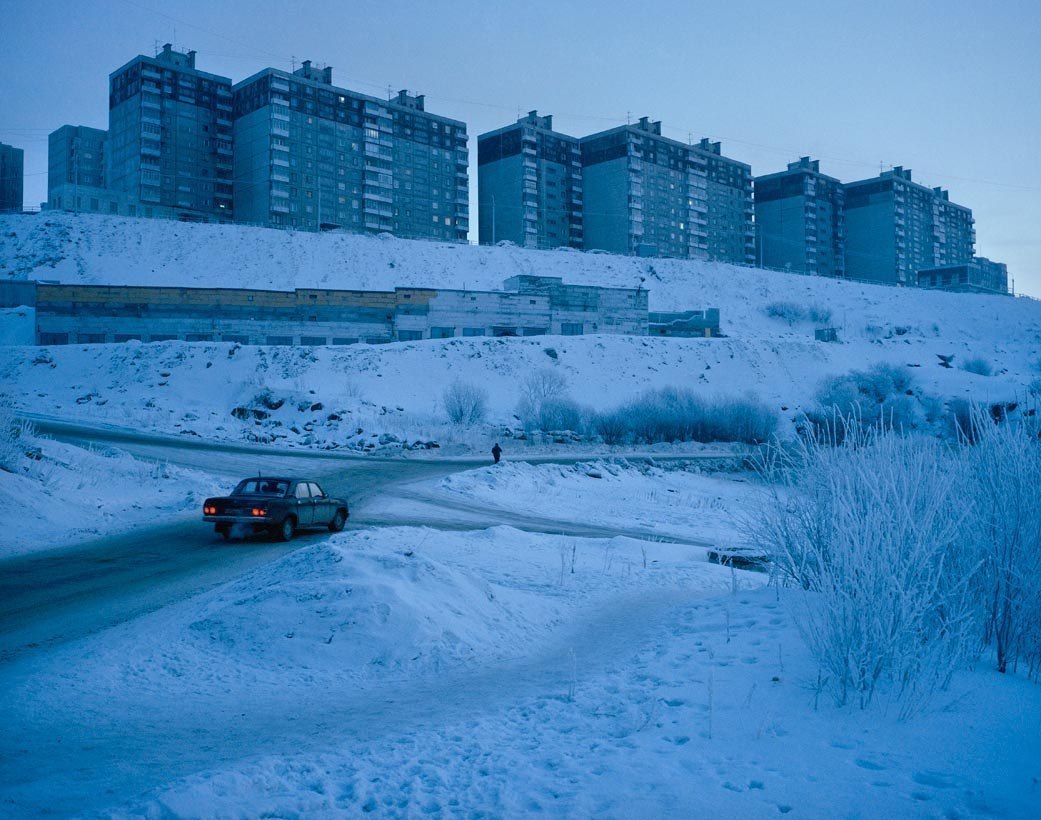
[2,0,1039,295]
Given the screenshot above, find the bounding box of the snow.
[2,213,1040,817]
[3,519,1038,817]
[0,434,220,559]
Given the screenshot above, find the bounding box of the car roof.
[239,477,319,484]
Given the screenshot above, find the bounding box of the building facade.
[8,276,649,346]
[46,125,116,213]
[693,139,754,265]
[917,256,1009,294]
[754,157,845,276]
[0,142,24,213]
[843,167,974,285]
[581,118,707,259]
[233,62,468,240]
[107,44,234,221]
[477,111,583,249]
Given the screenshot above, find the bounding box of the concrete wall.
[25,278,653,346]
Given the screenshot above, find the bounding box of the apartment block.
[0,142,24,213]
[693,139,754,265]
[581,118,707,259]
[754,157,845,276]
[918,256,1009,294]
[477,111,583,249]
[47,125,113,213]
[233,62,468,240]
[844,167,974,285]
[108,43,234,220]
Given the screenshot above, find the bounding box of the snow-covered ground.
[3,213,1039,453]
[3,519,1038,817]
[2,214,1040,817]
[0,432,220,559]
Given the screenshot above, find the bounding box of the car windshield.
[232,479,290,497]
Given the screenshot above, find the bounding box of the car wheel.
[216,524,231,541]
[328,509,347,532]
[274,516,295,542]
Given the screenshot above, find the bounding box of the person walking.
[491,442,502,464]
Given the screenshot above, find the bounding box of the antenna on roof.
[291,55,296,72]
[387,84,393,100]
[153,40,159,57]
[627,111,631,125]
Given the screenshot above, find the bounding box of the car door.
[292,481,314,526]
[308,482,332,524]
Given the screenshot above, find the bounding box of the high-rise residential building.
[693,138,754,265]
[47,125,112,212]
[754,157,846,277]
[108,43,234,220]
[581,118,707,259]
[0,142,24,213]
[477,111,583,249]
[233,62,468,240]
[843,167,974,285]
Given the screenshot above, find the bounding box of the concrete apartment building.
[3,276,648,346]
[233,62,468,240]
[918,256,1009,294]
[479,116,752,262]
[580,118,707,259]
[843,167,974,285]
[693,139,754,265]
[46,125,118,213]
[754,157,846,277]
[0,142,24,213]
[107,44,234,221]
[477,111,583,249]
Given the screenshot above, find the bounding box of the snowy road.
[0,419,726,662]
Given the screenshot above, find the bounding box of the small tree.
[442,379,488,425]
[517,369,569,428]
[0,402,36,474]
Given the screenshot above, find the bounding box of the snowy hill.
[2,212,1040,448]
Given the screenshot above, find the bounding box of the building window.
[462,327,485,337]
[265,335,293,345]
[300,336,326,346]
[430,327,455,339]
[397,330,424,341]
[561,323,584,336]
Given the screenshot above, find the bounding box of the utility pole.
[491,195,496,244]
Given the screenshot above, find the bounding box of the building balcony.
[271,188,289,198]
[271,156,290,168]
[271,142,288,152]
[271,171,290,182]
[141,97,162,111]
[363,190,393,205]
[141,67,161,81]
[140,144,161,158]
[271,79,290,93]
[271,201,290,213]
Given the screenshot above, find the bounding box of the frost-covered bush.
[806,364,922,439]
[442,380,488,426]
[764,301,832,325]
[537,397,585,433]
[517,369,569,429]
[752,425,979,711]
[592,410,628,445]
[0,402,36,473]
[960,357,993,377]
[598,388,776,445]
[964,411,1041,679]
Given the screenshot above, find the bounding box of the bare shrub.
[807,364,923,439]
[964,410,1041,679]
[764,302,832,325]
[0,402,36,473]
[605,388,776,445]
[752,424,979,711]
[442,380,488,426]
[593,410,629,445]
[538,397,584,433]
[960,358,993,377]
[517,369,569,427]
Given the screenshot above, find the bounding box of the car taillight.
[251,508,268,517]
[204,505,216,515]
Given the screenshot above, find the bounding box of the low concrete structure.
[917,257,1009,295]
[648,309,721,338]
[3,276,656,346]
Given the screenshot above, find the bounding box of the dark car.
[203,477,349,542]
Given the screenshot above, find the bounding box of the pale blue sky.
[3,0,1039,293]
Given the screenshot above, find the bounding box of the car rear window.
[234,479,290,496]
